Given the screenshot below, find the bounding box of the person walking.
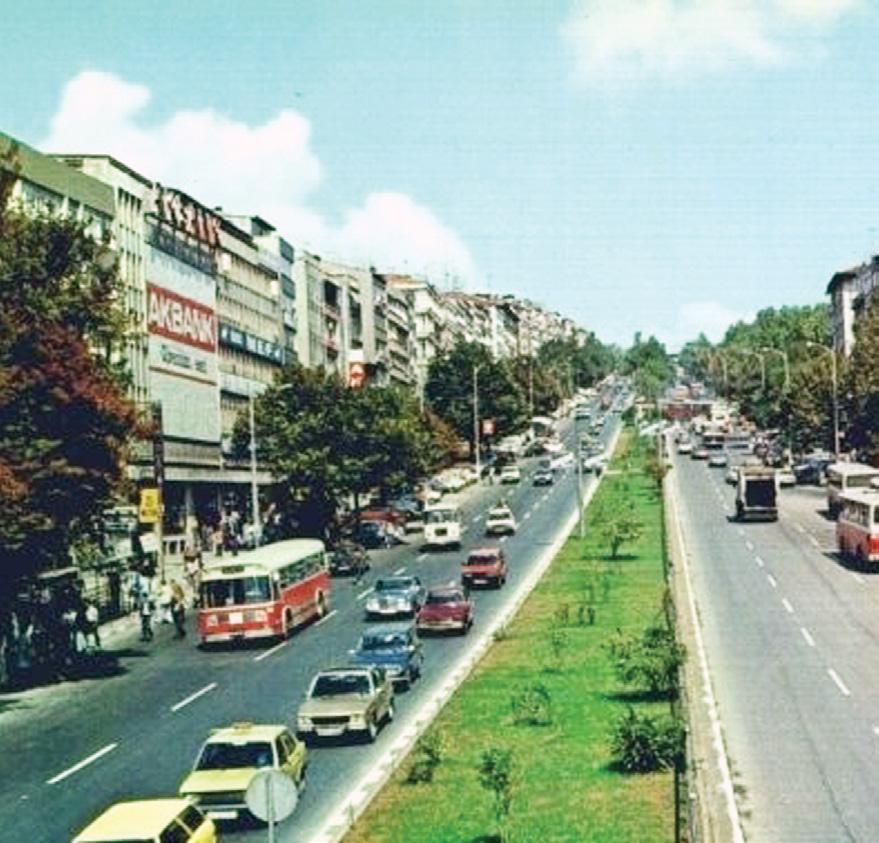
[170,580,187,638]
[139,596,154,642]
[83,600,101,651]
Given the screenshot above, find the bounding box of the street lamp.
[806,341,840,459]
[759,346,790,391]
[738,349,766,391]
[473,364,482,481]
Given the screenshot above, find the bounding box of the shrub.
[605,624,685,697]
[405,731,446,785]
[477,746,517,838]
[510,682,553,726]
[610,707,685,773]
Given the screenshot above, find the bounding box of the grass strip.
[346,428,674,843]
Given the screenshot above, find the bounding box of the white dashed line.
[767,574,777,589]
[851,572,867,585]
[254,641,286,662]
[872,726,879,737]
[417,553,428,561]
[314,609,338,628]
[171,682,217,713]
[754,555,765,568]
[47,743,118,785]
[809,536,820,548]
[745,541,754,552]
[827,668,851,697]
[795,523,806,534]
[357,587,373,600]
[781,598,794,614]
[737,528,745,537]
[393,566,406,575]
[801,627,816,647]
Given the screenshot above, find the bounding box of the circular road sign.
[245,769,299,823]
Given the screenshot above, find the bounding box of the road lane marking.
[827,668,851,697]
[745,540,754,552]
[873,726,879,737]
[393,566,406,575]
[254,641,287,662]
[809,536,820,548]
[801,627,816,647]
[795,523,807,534]
[417,553,428,561]
[47,742,118,785]
[171,682,217,712]
[782,598,794,614]
[754,555,765,568]
[357,587,373,600]
[314,609,338,628]
[851,572,866,585]
[767,574,777,589]
[737,528,745,537]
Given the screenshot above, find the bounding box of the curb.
[311,422,622,843]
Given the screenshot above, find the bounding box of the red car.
[416,586,474,635]
[461,547,507,589]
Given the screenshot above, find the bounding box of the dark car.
[794,457,832,486]
[354,520,394,549]
[365,576,425,619]
[350,623,423,689]
[416,585,474,635]
[329,543,370,577]
[533,468,554,486]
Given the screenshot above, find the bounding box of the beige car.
[296,666,395,743]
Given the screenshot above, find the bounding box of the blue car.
[350,623,424,689]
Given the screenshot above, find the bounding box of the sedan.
[365,576,425,619]
[499,465,522,484]
[350,623,423,689]
[678,441,694,454]
[708,452,729,468]
[416,586,474,635]
[691,448,709,460]
[533,468,554,486]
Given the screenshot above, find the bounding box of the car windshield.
[488,509,510,518]
[196,741,274,770]
[426,591,463,604]
[375,578,413,592]
[201,576,273,608]
[426,509,457,524]
[466,554,498,566]
[311,673,370,696]
[360,633,407,650]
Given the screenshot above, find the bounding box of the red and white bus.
[837,490,879,565]
[198,539,330,644]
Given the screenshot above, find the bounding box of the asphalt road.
[672,448,879,843]
[0,406,617,843]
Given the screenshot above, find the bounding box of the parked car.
[499,464,522,484]
[178,723,307,822]
[365,576,425,619]
[485,504,517,536]
[678,441,693,454]
[708,452,729,468]
[329,543,370,577]
[461,547,508,588]
[416,585,474,635]
[582,454,604,473]
[296,667,394,743]
[542,440,564,455]
[533,467,554,486]
[350,623,423,689]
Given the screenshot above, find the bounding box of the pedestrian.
[158,580,173,624]
[139,596,154,642]
[83,600,101,650]
[171,595,186,639]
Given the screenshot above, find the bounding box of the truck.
[735,467,778,521]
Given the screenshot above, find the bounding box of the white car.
[776,468,796,488]
[708,452,729,468]
[485,505,517,535]
[542,440,564,455]
[582,455,605,473]
[678,441,693,454]
[725,467,739,485]
[499,465,522,484]
[551,451,575,470]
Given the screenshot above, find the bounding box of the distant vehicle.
[365,576,425,619]
[296,667,394,743]
[499,464,522,484]
[485,504,517,536]
[692,448,710,460]
[73,799,216,843]
[533,467,554,486]
[542,440,564,455]
[724,431,753,452]
[353,520,395,549]
[736,467,779,521]
[462,547,508,588]
[582,455,605,473]
[678,441,694,455]
[776,467,796,488]
[725,466,740,485]
[423,499,463,549]
[826,463,879,517]
[329,543,370,577]
[837,490,879,564]
[416,585,474,635]
[198,539,329,645]
[178,723,307,823]
[708,452,729,468]
[350,623,423,689]
[702,430,725,451]
[551,451,575,470]
[574,405,592,420]
[793,456,832,486]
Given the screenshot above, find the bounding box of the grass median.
[346,428,675,843]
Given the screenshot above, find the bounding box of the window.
[196,741,275,770]
[178,806,206,833]
[159,821,191,843]
[201,576,272,607]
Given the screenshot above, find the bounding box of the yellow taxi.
[72,798,216,842]
[178,723,306,822]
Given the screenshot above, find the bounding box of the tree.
[0,152,139,594]
[845,295,879,463]
[477,746,517,841]
[622,333,673,402]
[597,501,644,559]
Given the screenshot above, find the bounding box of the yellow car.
[73,798,216,842]
[179,723,307,823]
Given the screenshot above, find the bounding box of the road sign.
[245,769,298,828]
[138,488,161,524]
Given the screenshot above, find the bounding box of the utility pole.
[473,364,482,480]
[249,392,261,544]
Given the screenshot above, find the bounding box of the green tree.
[622,333,673,402]
[477,746,517,841]
[0,151,139,594]
[846,295,879,463]
[597,501,644,559]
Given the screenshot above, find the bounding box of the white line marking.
[745,540,754,552]
[809,536,820,548]
[754,555,765,568]
[872,726,879,737]
[782,598,794,614]
[523,512,531,521]
[254,641,286,662]
[393,566,406,575]
[737,528,745,537]
[47,743,118,785]
[801,627,816,647]
[795,523,806,534]
[171,682,217,712]
[827,668,851,697]
[314,609,338,628]
[767,574,777,589]
[500,536,508,543]
[357,587,373,600]
[851,572,867,585]
[417,553,428,561]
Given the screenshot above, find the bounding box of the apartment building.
[827,262,879,356]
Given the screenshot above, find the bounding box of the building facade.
[827,263,879,356]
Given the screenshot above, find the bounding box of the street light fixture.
[806,341,840,459]
[737,349,766,391]
[473,364,482,481]
[759,346,790,391]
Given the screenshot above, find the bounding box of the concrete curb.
[311,423,622,843]
[665,451,745,843]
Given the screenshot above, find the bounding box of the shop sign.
[154,184,221,248]
[219,322,282,363]
[139,488,161,524]
[148,284,217,353]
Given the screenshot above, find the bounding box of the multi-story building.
[827,262,879,356]
[377,274,416,388]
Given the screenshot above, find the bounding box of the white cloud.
[43,70,476,284]
[654,300,752,351]
[562,0,858,83]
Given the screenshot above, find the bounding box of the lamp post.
[759,346,790,391]
[806,341,840,459]
[473,364,482,481]
[740,349,766,391]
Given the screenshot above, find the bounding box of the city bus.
[837,490,879,564]
[826,463,879,517]
[423,499,462,549]
[198,539,330,644]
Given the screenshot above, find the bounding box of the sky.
[2,0,878,350]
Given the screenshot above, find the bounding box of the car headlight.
[366,599,379,610]
[297,715,312,729]
[350,713,367,727]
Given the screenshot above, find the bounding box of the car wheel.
[386,699,395,723]
[365,717,378,743]
[315,592,327,618]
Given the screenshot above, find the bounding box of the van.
[73,799,216,843]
